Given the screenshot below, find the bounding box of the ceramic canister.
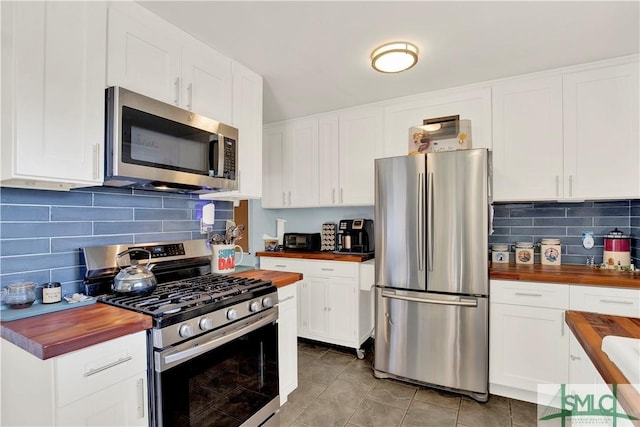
[603,228,631,269]
[540,239,561,266]
[491,244,510,264]
[514,242,534,265]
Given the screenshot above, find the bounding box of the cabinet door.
[107,6,181,105]
[383,87,492,157]
[3,1,106,188]
[56,374,148,427]
[563,62,640,199]
[278,284,298,405]
[298,277,328,339]
[318,114,341,205]
[285,119,319,207]
[262,126,287,208]
[326,278,357,344]
[182,40,232,123]
[492,75,563,201]
[232,62,263,198]
[490,303,569,392]
[338,106,383,205]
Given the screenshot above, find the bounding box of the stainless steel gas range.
[83,239,280,427]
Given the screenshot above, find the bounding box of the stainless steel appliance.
[336,219,374,254]
[105,86,238,194]
[373,149,490,402]
[83,240,279,427]
[282,233,321,251]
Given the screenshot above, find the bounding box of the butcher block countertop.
[256,250,374,262]
[565,311,640,422]
[490,264,640,289]
[230,269,303,287]
[0,303,151,360]
[0,269,300,360]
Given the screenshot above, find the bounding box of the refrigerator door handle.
[418,172,425,271]
[427,172,434,272]
[381,290,478,307]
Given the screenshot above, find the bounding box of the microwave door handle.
[208,135,223,177]
[217,133,226,178]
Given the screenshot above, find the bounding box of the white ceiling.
[139,1,639,124]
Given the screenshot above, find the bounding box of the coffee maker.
[337,219,374,254]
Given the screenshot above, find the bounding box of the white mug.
[211,244,244,273]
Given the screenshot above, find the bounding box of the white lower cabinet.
[490,280,570,403]
[0,331,148,426]
[260,257,373,355]
[490,279,640,406]
[278,282,298,405]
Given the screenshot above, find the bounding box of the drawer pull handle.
[320,268,334,272]
[570,354,582,361]
[278,296,294,303]
[275,264,287,268]
[599,299,633,305]
[514,292,543,297]
[83,356,132,377]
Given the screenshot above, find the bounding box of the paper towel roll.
[276,219,286,245]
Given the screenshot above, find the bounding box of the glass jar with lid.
[491,244,510,264]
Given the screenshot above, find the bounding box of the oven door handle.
[156,310,277,372]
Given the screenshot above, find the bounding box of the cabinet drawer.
[55,331,147,407]
[305,260,358,278]
[278,282,298,306]
[570,286,640,317]
[491,280,569,309]
[260,257,306,273]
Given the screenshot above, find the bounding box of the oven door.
[152,310,279,427]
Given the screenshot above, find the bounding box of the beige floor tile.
[295,396,358,427]
[511,398,538,427]
[366,379,418,410]
[279,402,305,427]
[287,382,326,409]
[298,361,345,387]
[348,398,406,427]
[457,399,511,427]
[337,361,378,388]
[318,378,372,409]
[401,399,458,427]
[413,388,462,410]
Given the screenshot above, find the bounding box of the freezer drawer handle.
[381,291,477,307]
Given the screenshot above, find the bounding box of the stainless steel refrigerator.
[373,148,490,402]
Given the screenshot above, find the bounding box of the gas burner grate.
[99,274,274,320]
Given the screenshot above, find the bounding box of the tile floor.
[279,339,538,427]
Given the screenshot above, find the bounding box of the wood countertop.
[565,310,640,423]
[230,269,303,287]
[256,251,374,262]
[0,303,151,360]
[491,264,640,289]
[0,269,299,360]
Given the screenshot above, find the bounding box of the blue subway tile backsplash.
[490,200,639,266]
[0,187,232,292]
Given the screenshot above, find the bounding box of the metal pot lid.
[605,228,630,239]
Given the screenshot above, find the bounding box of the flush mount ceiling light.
[371,41,419,73]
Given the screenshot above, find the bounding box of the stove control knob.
[249,301,261,312]
[226,309,239,321]
[199,317,214,331]
[179,324,195,338]
[262,297,274,308]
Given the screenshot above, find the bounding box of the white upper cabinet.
[318,114,341,206]
[492,75,564,201]
[383,87,492,158]
[1,1,106,190]
[181,40,233,124]
[491,57,639,202]
[338,106,384,206]
[262,119,319,208]
[563,62,639,200]
[107,3,232,123]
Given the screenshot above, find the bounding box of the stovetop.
[99,273,275,328]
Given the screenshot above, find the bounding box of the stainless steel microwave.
[104,86,238,193]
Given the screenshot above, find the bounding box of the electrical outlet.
[200,220,213,234]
